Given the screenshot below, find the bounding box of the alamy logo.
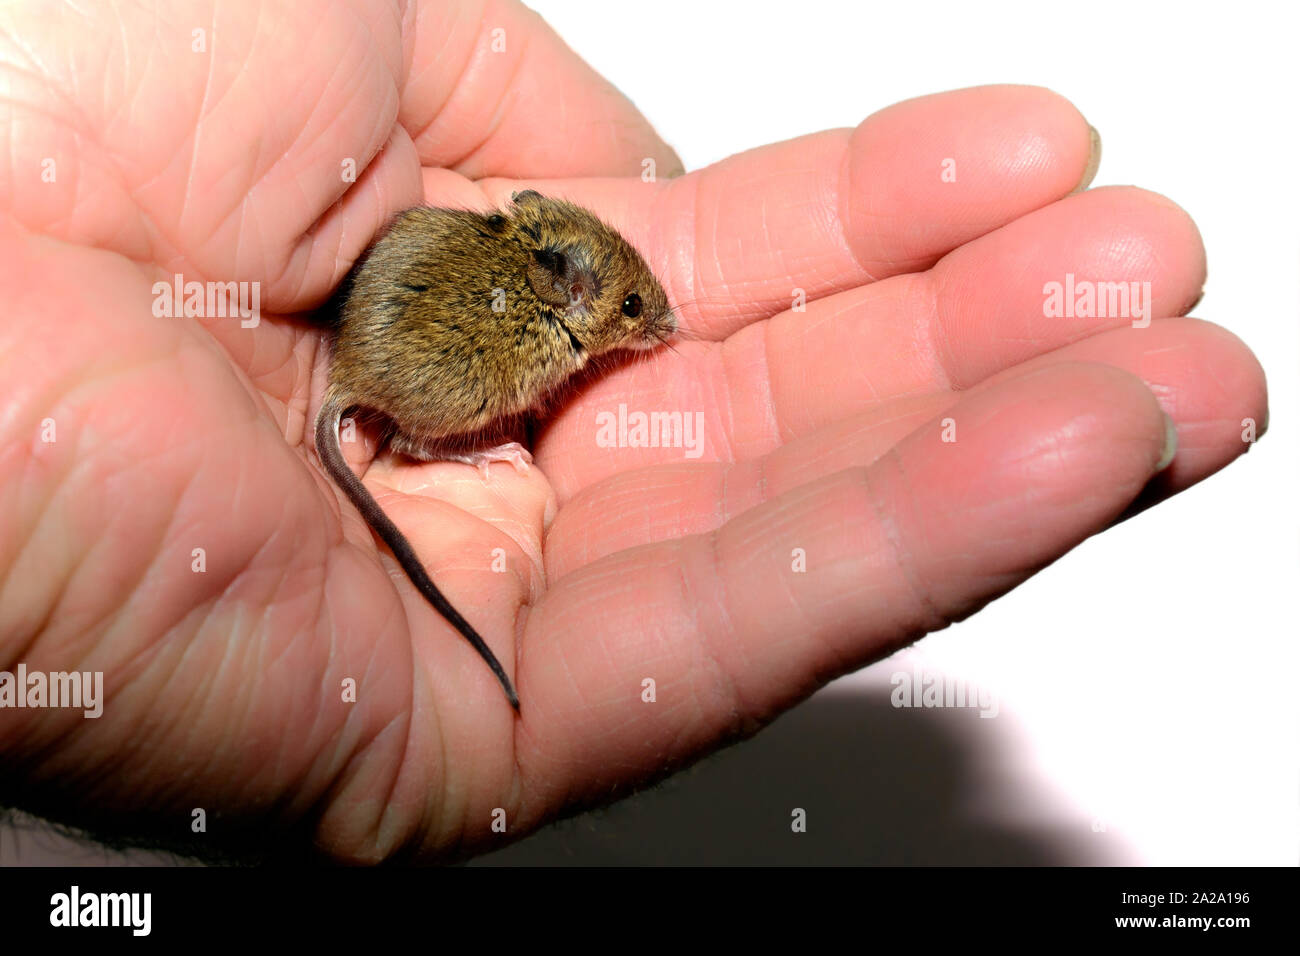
[595,403,705,459]
[50,886,151,936]
[890,665,998,718]
[0,664,103,718]
[152,273,261,327]
[1043,273,1152,328]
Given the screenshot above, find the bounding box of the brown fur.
[324,190,674,445]
[314,192,675,711]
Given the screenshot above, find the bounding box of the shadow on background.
[473,685,1119,866]
[0,812,188,867]
[1,684,1122,866]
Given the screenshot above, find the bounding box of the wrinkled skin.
[0,0,1266,863]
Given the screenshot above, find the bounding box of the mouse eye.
[486,214,507,230]
[621,293,642,318]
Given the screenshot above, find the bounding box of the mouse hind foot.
[454,442,533,481]
[390,432,533,481]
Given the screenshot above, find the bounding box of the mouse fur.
[315,190,676,710]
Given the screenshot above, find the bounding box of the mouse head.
[500,190,675,355]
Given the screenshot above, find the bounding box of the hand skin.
[0,0,1266,864]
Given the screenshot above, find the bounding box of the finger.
[490,84,1099,339]
[405,0,682,179]
[542,317,1263,575]
[513,363,1173,811]
[749,185,1207,444]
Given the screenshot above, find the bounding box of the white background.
[3,0,1294,866]
[481,0,1297,866]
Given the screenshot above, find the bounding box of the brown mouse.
[315,190,676,711]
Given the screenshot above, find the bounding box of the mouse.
[315,190,676,712]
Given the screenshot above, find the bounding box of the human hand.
[0,0,1264,863]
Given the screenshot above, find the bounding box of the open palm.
[0,0,1264,863]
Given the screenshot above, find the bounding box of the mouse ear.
[511,189,544,205]
[527,246,599,310]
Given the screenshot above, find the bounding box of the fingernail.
[1156,412,1178,472]
[1070,124,1102,195]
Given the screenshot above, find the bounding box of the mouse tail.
[314,390,521,712]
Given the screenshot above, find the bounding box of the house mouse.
[315,190,676,711]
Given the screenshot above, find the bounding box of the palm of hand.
[0,1,1263,862]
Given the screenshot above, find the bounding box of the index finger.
[496,84,1098,340]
